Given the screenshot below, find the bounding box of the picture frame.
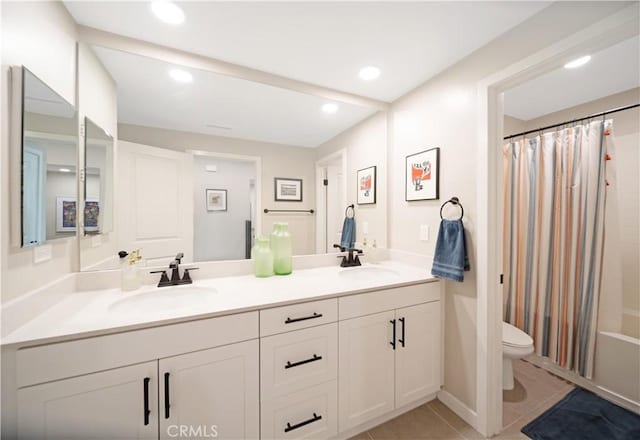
[206,189,227,211]
[405,147,440,201]
[84,198,100,233]
[357,166,377,205]
[274,177,303,202]
[56,196,77,232]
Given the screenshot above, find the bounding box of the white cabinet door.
[159,339,259,440]
[117,141,193,266]
[17,362,158,440]
[395,302,441,407]
[338,311,395,432]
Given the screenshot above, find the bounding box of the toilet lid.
[503,322,533,347]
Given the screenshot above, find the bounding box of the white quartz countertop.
[2,261,437,347]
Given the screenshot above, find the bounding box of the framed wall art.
[56,196,77,232]
[274,177,303,202]
[357,166,376,205]
[206,189,227,211]
[405,147,440,201]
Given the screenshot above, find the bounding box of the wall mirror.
[83,117,114,236]
[79,46,385,271]
[21,67,78,247]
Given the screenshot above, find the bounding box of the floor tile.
[367,405,463,440]
[427,400,484,439]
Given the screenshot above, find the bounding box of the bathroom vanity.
[1,260,441,440]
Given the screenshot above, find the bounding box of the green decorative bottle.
[252,236,274,278]
[271,222,292,275]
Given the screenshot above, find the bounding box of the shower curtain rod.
[504,103,640,140]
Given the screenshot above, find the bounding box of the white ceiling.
[504,36,640,121]
[65,1,550,102]
[93,47,375,147]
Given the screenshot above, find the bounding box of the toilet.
[502,321,534,390]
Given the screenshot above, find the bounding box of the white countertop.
[2,261,437,347]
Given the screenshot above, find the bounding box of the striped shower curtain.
[503,119,612,378]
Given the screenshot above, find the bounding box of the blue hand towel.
[431,219,470,282]
[340,217,356,250]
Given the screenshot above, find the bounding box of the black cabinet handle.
[284,413,322,433]
[285,354,322,369]
[143,377,151,426]
[399,317,405,347]
[285,312,323,324]
[390,319,396,350]
[164,372,171,419]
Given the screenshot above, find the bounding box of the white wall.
[506,88,640,339]
[1,1,78,303]
[118,123,317,255]
[193,156,256,261]
[316,111,388,248]
[77,42,118,270]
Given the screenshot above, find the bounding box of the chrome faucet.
[333,244,363,268]
[151,252,198,287]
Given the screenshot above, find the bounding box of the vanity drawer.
[339,282,440,320]
[261,323,337,399]
[261,381,338,440]
[16,311,259,387]
[260,299,337,336]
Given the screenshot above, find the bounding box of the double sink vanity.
[1,257,442,440]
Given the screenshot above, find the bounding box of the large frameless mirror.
[21,67,78,247]
[83,117,114,236]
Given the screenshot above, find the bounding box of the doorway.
[316,149,347,254]
[476,6,638,436]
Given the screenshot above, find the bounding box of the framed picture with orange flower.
[357,166,376,205]
[405,147,439,201]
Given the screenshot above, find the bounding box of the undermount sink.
[109,285,218,313]
[338,266,400,279]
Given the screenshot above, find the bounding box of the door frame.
[315,149,347,254]
[187,149,263,238]
[475,6,639,436]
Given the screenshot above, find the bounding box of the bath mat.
[521,388,640,440]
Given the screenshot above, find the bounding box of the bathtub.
[593,331,640,411]
[526,331,640,414]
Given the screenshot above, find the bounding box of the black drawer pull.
[399,317,406,347]
[284,413,322,433]
[285,312,323,324]
[143,377,151,426]
[285,354,322,369]
[164,372,171,419]
[390,319,396,350]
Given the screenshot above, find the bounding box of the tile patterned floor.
[350,359,574,440]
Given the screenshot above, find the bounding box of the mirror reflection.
[21,67,77,247]
[84,117,114,235]
[80,46,382,270]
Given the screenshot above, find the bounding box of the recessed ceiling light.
[359,66,381,81]
[169,68,193,83]
[322,103,338,114]
[59,168,71,173]
[564,55,591,69]
[151,1,185,25]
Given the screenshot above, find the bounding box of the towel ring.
[345,204,355,218]
[440,197,464,220]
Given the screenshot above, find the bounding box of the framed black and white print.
[206,189,227,211]
[357,166,376,205]
[405,147,440,201]
[274,178,303,202]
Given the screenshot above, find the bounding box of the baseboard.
[525,355,640,415]
[437,389,479,431]
[334,393,436,439]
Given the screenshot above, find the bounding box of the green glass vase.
[252,236,274,277]
[271,222,292,275]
